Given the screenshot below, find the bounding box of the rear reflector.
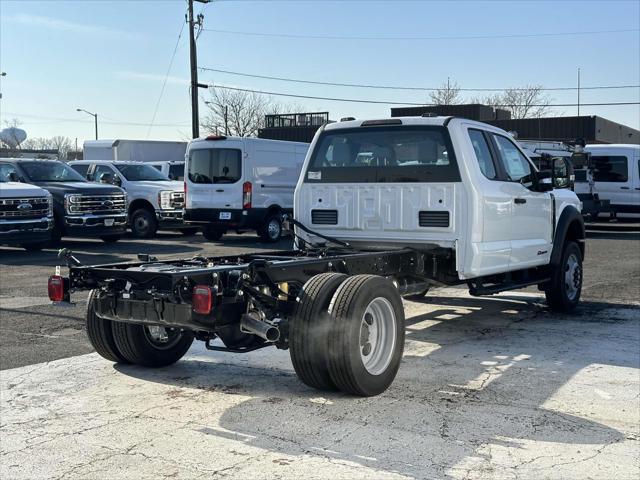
[192,285,213,314]
[48,275,65,302]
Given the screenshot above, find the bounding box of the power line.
[146,18,186,139]
[200,67,640,92]
[201,27,639,41]
[209,84,640,108]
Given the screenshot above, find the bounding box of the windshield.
[188,148,241,184]
[306,126,460,183]
[114,164,169,181]
[20,161,87,183]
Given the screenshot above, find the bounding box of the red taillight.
[242,181,252,209]
[48,275,65,302]
[184,181,187,201]
[192,285,212,314]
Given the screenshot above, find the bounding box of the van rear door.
[588,149,639,213]
[186,140,244,213]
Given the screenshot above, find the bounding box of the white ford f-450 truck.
[49,117,584,396]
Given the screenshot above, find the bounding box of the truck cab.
[1,159,127,245]
[295,117,582,279]
[69,160,189,238]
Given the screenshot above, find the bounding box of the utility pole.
[188,0,210,139]
[577,67,581,117]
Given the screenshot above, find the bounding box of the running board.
[468,277,550,296]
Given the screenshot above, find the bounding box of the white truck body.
[295,117,582,280]
[0,179,53,248]
[83,140,187,163]
[184,136,308,241]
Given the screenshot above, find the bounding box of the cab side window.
[93,164,115,183]
[0,163,19,182]
[468,129,497,180]
[492,134,534,182]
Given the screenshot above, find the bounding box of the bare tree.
[202,88,273,137]
[21,136,73,159]
[474,85,553,119]
[429,78,461,106]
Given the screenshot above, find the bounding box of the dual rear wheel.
[289,273,405,396]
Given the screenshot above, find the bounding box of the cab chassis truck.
[48,117,585,396]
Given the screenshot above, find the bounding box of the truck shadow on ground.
[115,294,637,478]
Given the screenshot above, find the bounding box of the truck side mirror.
[533,170,554,192]
[552,157,574,189]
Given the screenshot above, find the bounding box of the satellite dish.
[0,127,27,148]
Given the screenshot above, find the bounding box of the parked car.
[0,172,53,250]
[69,160,193,238]
[579,144,640,216]
[147,161,185,181]
[0,159,127,244]
[184,135,308,242]
[52,116,583,397]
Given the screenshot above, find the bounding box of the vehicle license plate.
[219,212,232,220]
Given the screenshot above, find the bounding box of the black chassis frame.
[69,247,457,349]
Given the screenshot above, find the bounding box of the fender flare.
[550,206,585,266]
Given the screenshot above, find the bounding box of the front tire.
[290,273,348,391]
[111,322,194,367]
[327,275,405,396]
[545,241,583,312]
[86,290,129,363]
[258,214,282,243]
[131,208,158,239]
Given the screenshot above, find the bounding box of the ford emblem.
[17,203,33,211]
[102,200,114,208]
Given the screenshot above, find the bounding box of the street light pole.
[77,108,98,140]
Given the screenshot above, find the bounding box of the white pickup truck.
[51,116,584,397]
[0,176,53,250]
[69,161,193,238]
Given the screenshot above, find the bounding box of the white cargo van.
[579,144,640,216]
[184,135,308,242]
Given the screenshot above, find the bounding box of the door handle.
[620,187,630,190]
[215,189,224,193]
[514,198,527,204]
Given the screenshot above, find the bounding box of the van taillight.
[184,181,187,200]
[242,182,252,209]
[48,275,65,302]
[192,285,213,314]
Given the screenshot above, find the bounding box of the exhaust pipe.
[240,313,280,342]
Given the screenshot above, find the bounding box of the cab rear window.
[305,126,460,183]
[188,149,241,184]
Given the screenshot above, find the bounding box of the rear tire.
[202,226,224,241]
[327,275,405,396]
[545,241,582,312]
[100,235,121,243]
[258,214,282,243]
[111,322,194,367]
[290,273,348,391]
[85,290,129,363]
[131,208,158,239]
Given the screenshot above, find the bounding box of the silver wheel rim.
[359,297,396,376]
[564,253,582,301]
[268,219,280,239]
[134,215,149,234]
[144,326,182,350]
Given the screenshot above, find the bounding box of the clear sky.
[1,0,639,145]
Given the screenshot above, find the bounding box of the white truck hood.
[0,181,49,198]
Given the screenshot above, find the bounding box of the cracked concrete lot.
[1,288,639,480]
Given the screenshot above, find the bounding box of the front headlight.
[158,191,172,210]
[64,194,81,214]
[47,193,53,217]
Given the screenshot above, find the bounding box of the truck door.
[490,133,553,269]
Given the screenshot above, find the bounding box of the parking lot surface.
[1,230,639,479]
